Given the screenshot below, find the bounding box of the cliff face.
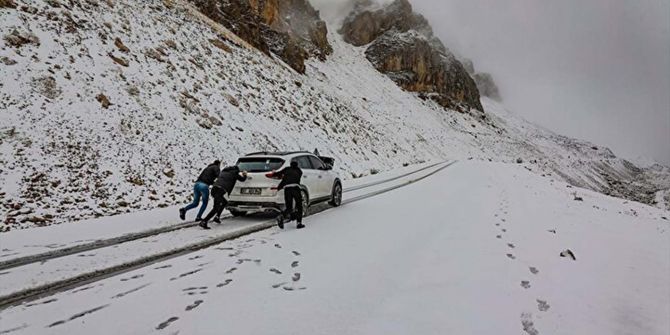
[473,72,502,102]
[191,0,332,73]
[340,0,483,112]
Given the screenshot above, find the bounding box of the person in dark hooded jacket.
[180,160,220,221]
[275,161,305,229]
[199,165,248,229]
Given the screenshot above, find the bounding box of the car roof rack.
[245,151,312,157]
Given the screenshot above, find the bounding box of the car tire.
[329,182,342,207]
[229,209,247,217]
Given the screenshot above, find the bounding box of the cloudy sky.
[314,0,670,165]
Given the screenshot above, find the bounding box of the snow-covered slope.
[0,161,667,334]
[0,0,668,230]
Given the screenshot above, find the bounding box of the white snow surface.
[0,161,667,334]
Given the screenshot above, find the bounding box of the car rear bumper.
[227,201,284,213]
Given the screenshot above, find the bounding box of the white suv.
[226,151,342,216]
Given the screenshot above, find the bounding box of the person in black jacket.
[180,160,220,221]
[275,161,305,229]
[199,165,248,230]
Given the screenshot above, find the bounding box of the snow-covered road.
[0,162,452,304]
[0,161,668,335]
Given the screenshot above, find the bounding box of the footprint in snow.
[496,235,502,239]
[270,268,282,275]
[529,267,539,275]
[520,313,539,335]
[274,244,282,249]
[185,300,204,311]
[502,229,507,233]
[537,299,550,312]
[225,267,237,274]
[272,282,288,289]
[25,298,58,307]
[156,317,179,330]
[507,243,515,249]
[521,281,531,289]
[217,279,233,287]
[292,251,301,256]
[282,286,306,291]
[120,274,144,282]
[506,253,516,260]
[292,273,301,282]
[170,269,203,281]
[291,261,299,268]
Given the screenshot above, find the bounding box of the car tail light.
[265,171,282,180]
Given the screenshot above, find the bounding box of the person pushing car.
[275,161,305,229]
[199,165,248,230]
[179,160,220,222]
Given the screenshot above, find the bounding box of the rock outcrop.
[341,0,483,111]
[191,0,332,73]
[474,72,502,101]
[461,57,502,101]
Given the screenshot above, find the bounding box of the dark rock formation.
[341,0,483,111]
[191,0,332,73]
[474,72,502,101]
[461,57,502,101]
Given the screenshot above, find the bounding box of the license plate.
[241,188,262,195]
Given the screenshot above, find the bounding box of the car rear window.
[309,156,325,170]
[236,157,285,172]
[294,156,314,169]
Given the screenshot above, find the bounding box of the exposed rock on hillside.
[191,0,332,73]
[461,58,502,101]
[340,0,482,111]
[474,72,502,101]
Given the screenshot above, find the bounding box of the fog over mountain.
[313,0,670,165]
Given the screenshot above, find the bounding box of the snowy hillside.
[1,0,668,230]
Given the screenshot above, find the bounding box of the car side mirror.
[321,165,333,171]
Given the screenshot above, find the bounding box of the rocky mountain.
[191,0,332,73]
[0,0,667,230]
[340,0,482,112]
[460,58,502,101]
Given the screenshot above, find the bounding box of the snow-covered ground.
[1,0,668,231]
[0,161,667,334]
[0,161,451,298]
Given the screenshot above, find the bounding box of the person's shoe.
[179,208,186,220]
[199,221,211,230]
[276,215,284,229]
[296,223,305,229]
[213,216,221,224]
[195,217,203,222]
